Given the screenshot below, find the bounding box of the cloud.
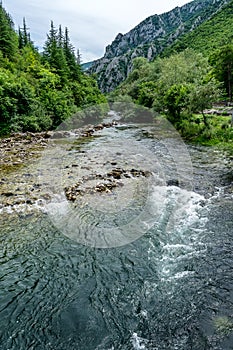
[3,0,190,62]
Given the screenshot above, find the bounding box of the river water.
[0,117,233,350]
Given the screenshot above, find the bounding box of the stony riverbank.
[1,121,145,211]
[0,121,117,172]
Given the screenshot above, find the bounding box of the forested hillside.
[0,4,106,135]
[89,0,231,92]
[111,0,233,109]
[163,0,233,56]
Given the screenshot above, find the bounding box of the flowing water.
[0,118,233,350]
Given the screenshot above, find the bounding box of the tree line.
[0,4,106,134]
[110,46,233,143]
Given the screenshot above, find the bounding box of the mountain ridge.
[162,0,233,56]
[89,0,231,92]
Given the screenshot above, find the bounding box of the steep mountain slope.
[89,0,231,92]
[162,0,233,56]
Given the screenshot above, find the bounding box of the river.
[0,114,233,350]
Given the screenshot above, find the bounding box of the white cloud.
[3,0,190,62]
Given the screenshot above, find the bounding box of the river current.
[0,117,233,349]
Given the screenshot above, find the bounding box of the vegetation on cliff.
[89,0,232,92]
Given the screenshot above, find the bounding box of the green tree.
[0,67,35,123]
[209,44,233,101]
[157,49,209,92]
[163,84,190,124]
[155,51,220,123]
[63,27,81,80]
[137,81,157,108]
[188,80,220,127]
[0,3,17,59]
[43,21,68,84]
[18,18,33,50]
[0,3,106,134]
[116,49,220,125]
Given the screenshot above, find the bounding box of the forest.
[110,48,233,145]
[0,3,106,135]
[1,2,233,146]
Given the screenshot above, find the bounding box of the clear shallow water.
[0,122,233,350]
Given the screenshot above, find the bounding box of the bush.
[179,119,203,139]
[12,115,40,132]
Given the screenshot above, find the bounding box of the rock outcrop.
[89,0,231,92]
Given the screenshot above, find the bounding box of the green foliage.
[43,21,69,85]
[11,114,50,133]
[160,1,233,101]
[163,0,233,58]
[115,49,220,126]
[43,22,82,84]
[178,118,204,140]
[63,27,82,81]
[71,75,106,107]
[0,68,35,122]
[112,48,230,146]
[164,84,190,123]
[18,18,34,50]
[179,113,233,145]
[209,44,233,100]
[136,81,157,108]
[188,80,220,126]
[0,3,18,59]
[0,4,106,134]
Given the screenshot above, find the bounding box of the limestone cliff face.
[89,0,230,92]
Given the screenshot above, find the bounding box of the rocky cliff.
[89,0,231,92]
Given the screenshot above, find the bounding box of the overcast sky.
[3,0,191,62]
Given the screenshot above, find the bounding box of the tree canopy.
[112,49,220,126]
[0,4,106,134]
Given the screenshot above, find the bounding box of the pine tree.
[18,26,24,50]
[58,25,63,48]
[18,18,33,49]
[63,27,81,81]
[76,49,81,65]
[0,3,17,58]
[43,20,57,59]
[43,21,68,84]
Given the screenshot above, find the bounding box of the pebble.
[64,167,151,201]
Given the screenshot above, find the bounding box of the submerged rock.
[64,167,151,201]
[167,179,179,187]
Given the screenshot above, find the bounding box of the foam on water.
[39,177,209,250]
[131,333,149,350]
[146,184,209,284]
[0,198,47,215]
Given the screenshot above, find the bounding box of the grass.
[178,113,233,152]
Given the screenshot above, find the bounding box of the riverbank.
[0,122,119,211]
[179,110,233,151]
